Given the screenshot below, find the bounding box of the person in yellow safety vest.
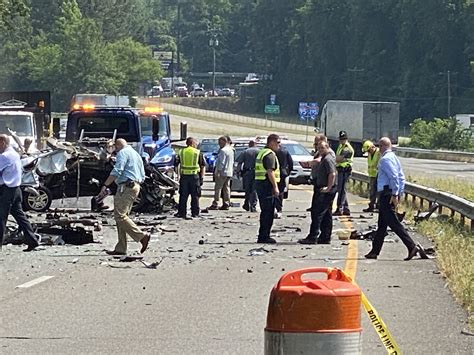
[174,137,206,219]
[362,140,381,212]
[335,130,354,216]
[255,133,281,244]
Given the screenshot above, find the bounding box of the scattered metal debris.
[414,202,440,223]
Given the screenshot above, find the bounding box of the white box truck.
[319,100,400,156]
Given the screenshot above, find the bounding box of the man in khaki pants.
[100,139,150,255]
[208,136,234,210]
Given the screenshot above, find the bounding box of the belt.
[118,180,139,186]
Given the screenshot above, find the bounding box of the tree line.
[1,0,474,127]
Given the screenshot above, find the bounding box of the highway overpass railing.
[350,171,474,231]
[394,147,474,163]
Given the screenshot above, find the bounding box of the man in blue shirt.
[100,139,150,255]
[0,134,39,251]
[365,137,418,261]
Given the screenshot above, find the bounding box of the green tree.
[0,0,28,30]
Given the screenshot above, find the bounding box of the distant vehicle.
[161,89,174,98]
[176,86,189,97]
[71,93,130,108]
[280,140,313,185]
[191,88,206,97]
[198,138,219,172]
[455,114,474,131]
[319,100,400,156]
[220,88,232,97]
[0,91,52,151]
[150,86,163,97]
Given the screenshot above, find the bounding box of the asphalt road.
[0,180,471,354]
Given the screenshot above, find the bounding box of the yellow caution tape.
[339,269,402,354]
[361,292,402,355]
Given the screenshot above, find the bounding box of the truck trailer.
[319,100,400,156]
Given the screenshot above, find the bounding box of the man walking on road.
[334,130,354,216]
[362,140,380,212]
[365,137,419,260]
[298,141,337,244]
[255,134,281,244]
[275,145,293,218]
[0,134,39,252]
[101,139,150,256]
[175,137,205,218]
[235,139,260,212]
[209,136,234,210]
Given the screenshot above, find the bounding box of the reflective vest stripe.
[367,148,380,177]
[336,142,354,168]
[179,146,200,175]
[255,148,280,182]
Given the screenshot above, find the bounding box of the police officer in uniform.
[255,134,281,244]
[235,139,260,212]
[334,130,354,216]
[0,134,39,251]
[175,137,206,218]
[275,145,293,218]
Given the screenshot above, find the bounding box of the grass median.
[349,181,473,329]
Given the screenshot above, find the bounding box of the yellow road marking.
[298,188,359,280]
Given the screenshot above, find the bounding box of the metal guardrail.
[351,171,474,231]
[394,146,474,163]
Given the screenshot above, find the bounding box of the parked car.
[280,140,313,185]
[220,88,232,97]
[176,86,189,97]
[230,139,265,192]
[191,88,206,97]
[198,138,219,172]
[161,89,174,98]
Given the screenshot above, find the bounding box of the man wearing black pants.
[275,146,293,219]
[298,141,337,244]
[0,134,38,251]
[236,140,260,212]
[175,137,206,218]
[255,134,281,244]
[365,137,418,260]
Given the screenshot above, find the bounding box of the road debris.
[248,247,270,256]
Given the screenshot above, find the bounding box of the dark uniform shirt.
[236,147,260,171]
[314,151,336,188]
[276,148,294,177]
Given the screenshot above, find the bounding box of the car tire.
[23,186,53,212]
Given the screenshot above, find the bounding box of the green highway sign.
[265,104,280,114]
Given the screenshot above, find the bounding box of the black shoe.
[333,210,342,216]
[191,214,199,218]
[297,237,317,245]
[257,237,277,244]
[23,242,39,252]
[342,210,351,216]
[362,207,375,213]
[207,205,218,210]
[317,240,331,244]
[174,213,185,218]
[242,205,249,211]
[364,253,378,259]
[404,246,419,261]
[219,204,230,210]
[105,250,126,256]
[306,207,312,212]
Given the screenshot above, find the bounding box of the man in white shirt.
[209,136,234,210]
[0,134,39,251]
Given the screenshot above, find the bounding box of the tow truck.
[138,106,187,178]
[0,91,52,151]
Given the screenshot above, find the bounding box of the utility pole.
[447,70,451,118]
[209,30,219,96]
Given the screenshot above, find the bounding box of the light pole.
[447,70,451,118]
[209,31,218,96]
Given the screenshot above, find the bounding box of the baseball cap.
[339,130,348,139]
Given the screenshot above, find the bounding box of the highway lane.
[353,156,474,182]
[166,110,474,183]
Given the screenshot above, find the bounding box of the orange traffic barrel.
[265,267,362,354]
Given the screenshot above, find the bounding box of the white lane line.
[16,276,54,289]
